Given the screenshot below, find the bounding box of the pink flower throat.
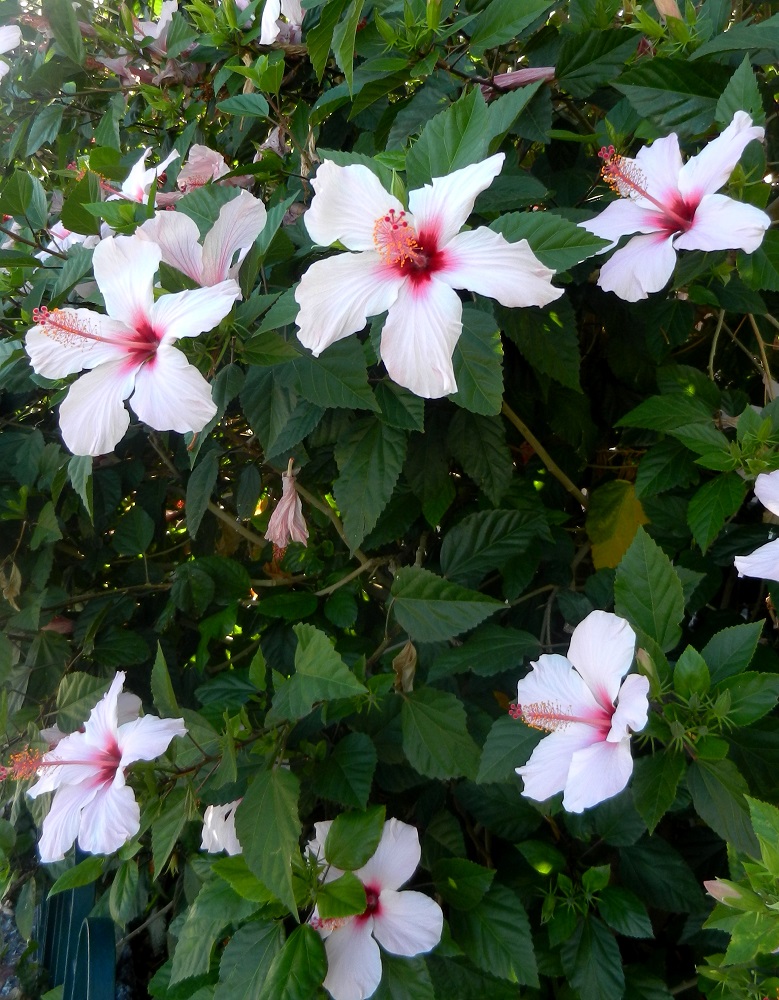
[598,145,697,235]
[372,209,442,282]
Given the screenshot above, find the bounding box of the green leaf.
[747,796,779,877]
[42,0,85,64]
[56,672,108,732]
[31,501,63,551]
[307,0,348,81]
[404,424,456,526]
[560,917,625,1000]
[0,172,48,230]
[557,29,638,99]
[716,672,779,726]
[631,753,686,834]
[634,440,699,499]
[687,474,747,553]
[109,859,139,925]
[687,758,759,855]
[433,858,495,910]
[440,509,550,588]
[614,59,732,135]
[673,645,710,699]
[449,307,504,415]
[258,925,327,1000]
[429,624,540,682]
[597,887,653,939]
[614,527,685,652]
[449,883,538,985]
[67,454,93,519]
[270,623,367,721]
[405,88,491,190]
[112,506,155,556]
[171,881,258,984]
[316,732,377,810]
[477,715,543,785]
[316,871,367,919]
[701,621,764,684]
[235,768,301,914]
[448,411,512,505]
[215,921,285,1000]
[293,339,379,412]
[217,94,270,117]
[738,231,779,292]
[391,566,501,642]
[26,104,65,158]
[211,856,278,903]
[492,212,607,273]
[374,380,425,432]
[500,296,581,391]
[48,856,105,898]
[152,789,189,880]
[332,0,364,94]
[716,55,764,126]
[373,954,435,1000]
[401,687,481,780]
[324,806,386,870]
[468,0,554,54]
[187,450,220,539]
[692,12,779,59]
[586,479,649,571]
[334,417,407,550]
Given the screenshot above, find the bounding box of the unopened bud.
[703,878,764,911]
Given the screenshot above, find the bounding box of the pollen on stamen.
[311,915,351,932]
[2,747,44,781]
[516,701,572,733]
[372,208,422,267]
[33,306,96,348]
[598,145,647,200]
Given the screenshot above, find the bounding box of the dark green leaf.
[687,758,759,855]
[614,527,685,652]
[716,671,779,725]
[401,687,481,780]
[293,339,379,412]
[257,925,326,1000]
[324,805,386,870]
[391,566,501,642]
[560,917,625,1000]
[440,509,550,587]
[316,732,377,810]
[433,858,495,910]
[477,715,543,785]
[614,59,732,135]
[42,0,85,64]
[187,450,220,539]
[631,753,686,834]
[405,88,491,189]
[492,212,607,273]
[500,296,581,390]
[702,621,764,684]
[557,30,638,99]
[450,307,504,415]
[597,887,653,939]
[449,884,538,985]
[468,0,554,53]
[316,871,366,919]
[448,411,512,505]
[215,921,285,1000]
[217,94,270,117]
[687,474,747,553]
[428,624,540,682]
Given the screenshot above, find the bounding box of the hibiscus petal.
[151,279,240,344]
[137,210,204,284]
[37,782,100,863]
[372,889,443,956]
[678,111,764,200]
[563,737,634,813]
[597,232,677,301]
[83,672,125,749]
[201,801,242,855]
[201,191,268,285]
[734,537,779,582]
[515,653,606,727]
[567,611,637,711]
[379,277,461,398]
[608,674,650,742]
[755,471,779,518]
[93,235,160,326]
[130,345,217,434]
[259,0,282,43]
[28,730,104,796]
[25,313,131,378]
[117,714,186,766]
[76,776,141,855]
[633,133,684,202]
[674,192,770,253]
[305,162,403,251]
[437,229,562,307]
[408,154,504,247]
[356,819,421,892]
[579,198,663,248]
[295,251,403,356]
[58,360,136,456]
[322,919,382,1000]
[0,25,22,54]
[516,724,602,803]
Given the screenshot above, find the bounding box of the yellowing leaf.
[587,480,649,570]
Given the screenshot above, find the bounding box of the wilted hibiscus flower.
[295,153,562,399]
[201,800,242,856]
[308,818,443,1000]
[581,112,770,301]
[26,673,186,862]
[24,234,241,456]
[513,610,649,812]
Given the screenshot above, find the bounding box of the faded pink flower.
[260,0,304,44]
[27,672,186,862]
[308,818,443,1000]
[119,147,181,206]
[265,460,308,549]
[514,610,649,813]
[580,112,770,301]
[134,0,177,57]
[177,144,231,192]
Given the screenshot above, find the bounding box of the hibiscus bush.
[3,0,779,997]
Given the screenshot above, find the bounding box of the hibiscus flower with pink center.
[295,153,562,399]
